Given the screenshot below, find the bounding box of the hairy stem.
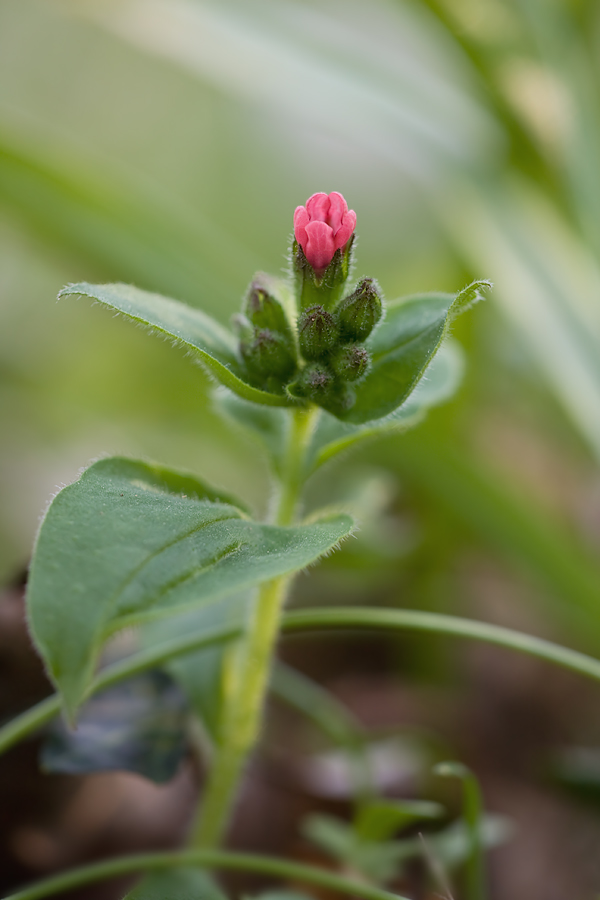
[191,406,318,848]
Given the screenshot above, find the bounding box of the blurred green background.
[2,0,600,892]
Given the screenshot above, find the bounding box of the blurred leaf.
[250,893,314,900]
[549,747,600,808]
[142,593,250,746]
[303,808,509,886]
[27,456,353,718]
[214,391,290,476]
[332,281,488,424]
[59,282,294,407]
[302,814,355,862]
[435,761,486,900]
[124,867,227,900]
[272,663,371,801]
[354,798,444,842]
[41,670,188,783]
[215,341,464,478]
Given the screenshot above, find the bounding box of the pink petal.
[327,192,348,234]
[305,192,330,222]
[333,209,356,251]
[294,206,310,247]
[305,220,335,271]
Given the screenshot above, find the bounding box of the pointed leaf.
[329,281,488,424]
[58,282,295,407]
[27,457,353,717]
[309,340,464,471]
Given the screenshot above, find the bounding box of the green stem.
[275,405,319,526]
[191,406,318,848]
[0,849,407,900]
[191,576,288,848]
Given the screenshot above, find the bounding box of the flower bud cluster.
[288,277,382,412]
[235,193,383,413]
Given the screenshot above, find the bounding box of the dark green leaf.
[330,281,488,424]
[58,282,296,408]
[41,670,188,783]
[27,457,353,718]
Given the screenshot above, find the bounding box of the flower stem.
[191,405,318,848]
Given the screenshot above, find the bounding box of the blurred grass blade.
[438,175,600,461]
[392,427,600,644]
[435,762,486,900]
[72,0,498,178]
[0,127,258,311]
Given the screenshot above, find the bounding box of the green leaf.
[435,761,487,900]
[41,670,188,784]
[330,281,489,424]
[215,389,290,476]
[123,868,227,900]
[27,457,353,718]
[308,340,464,471]
[142,593,250,746]
[58,282,296,408]
[354,799,444,842]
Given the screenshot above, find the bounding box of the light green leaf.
[124,868,227,900]
[435,761,487,900]
[142,593,250,746]
[27,457,353,718]
[58,282,296,408]
[330,281,488,424]
[354,799,444,842]
[215,389,290,476]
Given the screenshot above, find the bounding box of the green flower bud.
[331,343,370,382]
[241,328,297,384]
[336,278,383,342]
[298,305,339,360]
[288,362,335,400]
[244,280,291,338]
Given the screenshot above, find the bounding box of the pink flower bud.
[294,192,356,274]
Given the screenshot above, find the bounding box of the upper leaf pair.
[58,278,489,425]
